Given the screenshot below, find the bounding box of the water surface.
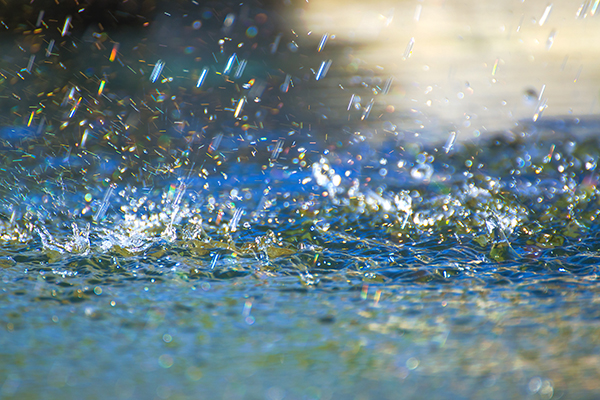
[1,1,600,399]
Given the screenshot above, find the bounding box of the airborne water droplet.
[403,37,415,60]
[444,131,457,153]
[94,184,116,222]
[546,29,557,50]
[539,3,553,26]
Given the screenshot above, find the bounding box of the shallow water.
[2,119,600,399]
[1,1,600,400]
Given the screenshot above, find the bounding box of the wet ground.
[1,1,600,399]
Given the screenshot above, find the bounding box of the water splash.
[37,223,90,255]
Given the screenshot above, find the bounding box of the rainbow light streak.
[317,33,328,52]
[109,43,119,62]
[593,0,600,15]
[69,97,82,119]
[234,97,246,119]
[97,80,106,96]
[61,16,71,37]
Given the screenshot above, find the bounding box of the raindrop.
[411,164,433,181]
[403,38,415,60]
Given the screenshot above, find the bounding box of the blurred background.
[297,0,600,141]
[0,0,599,150]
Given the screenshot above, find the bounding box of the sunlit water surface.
[1,1,600,399]
[2,119,600,399]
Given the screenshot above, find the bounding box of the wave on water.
[1,120,599,302]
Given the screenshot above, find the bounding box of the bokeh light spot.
[246,26,258,38]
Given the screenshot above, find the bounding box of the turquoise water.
[2,120,600,399]
[1,1,600,399]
